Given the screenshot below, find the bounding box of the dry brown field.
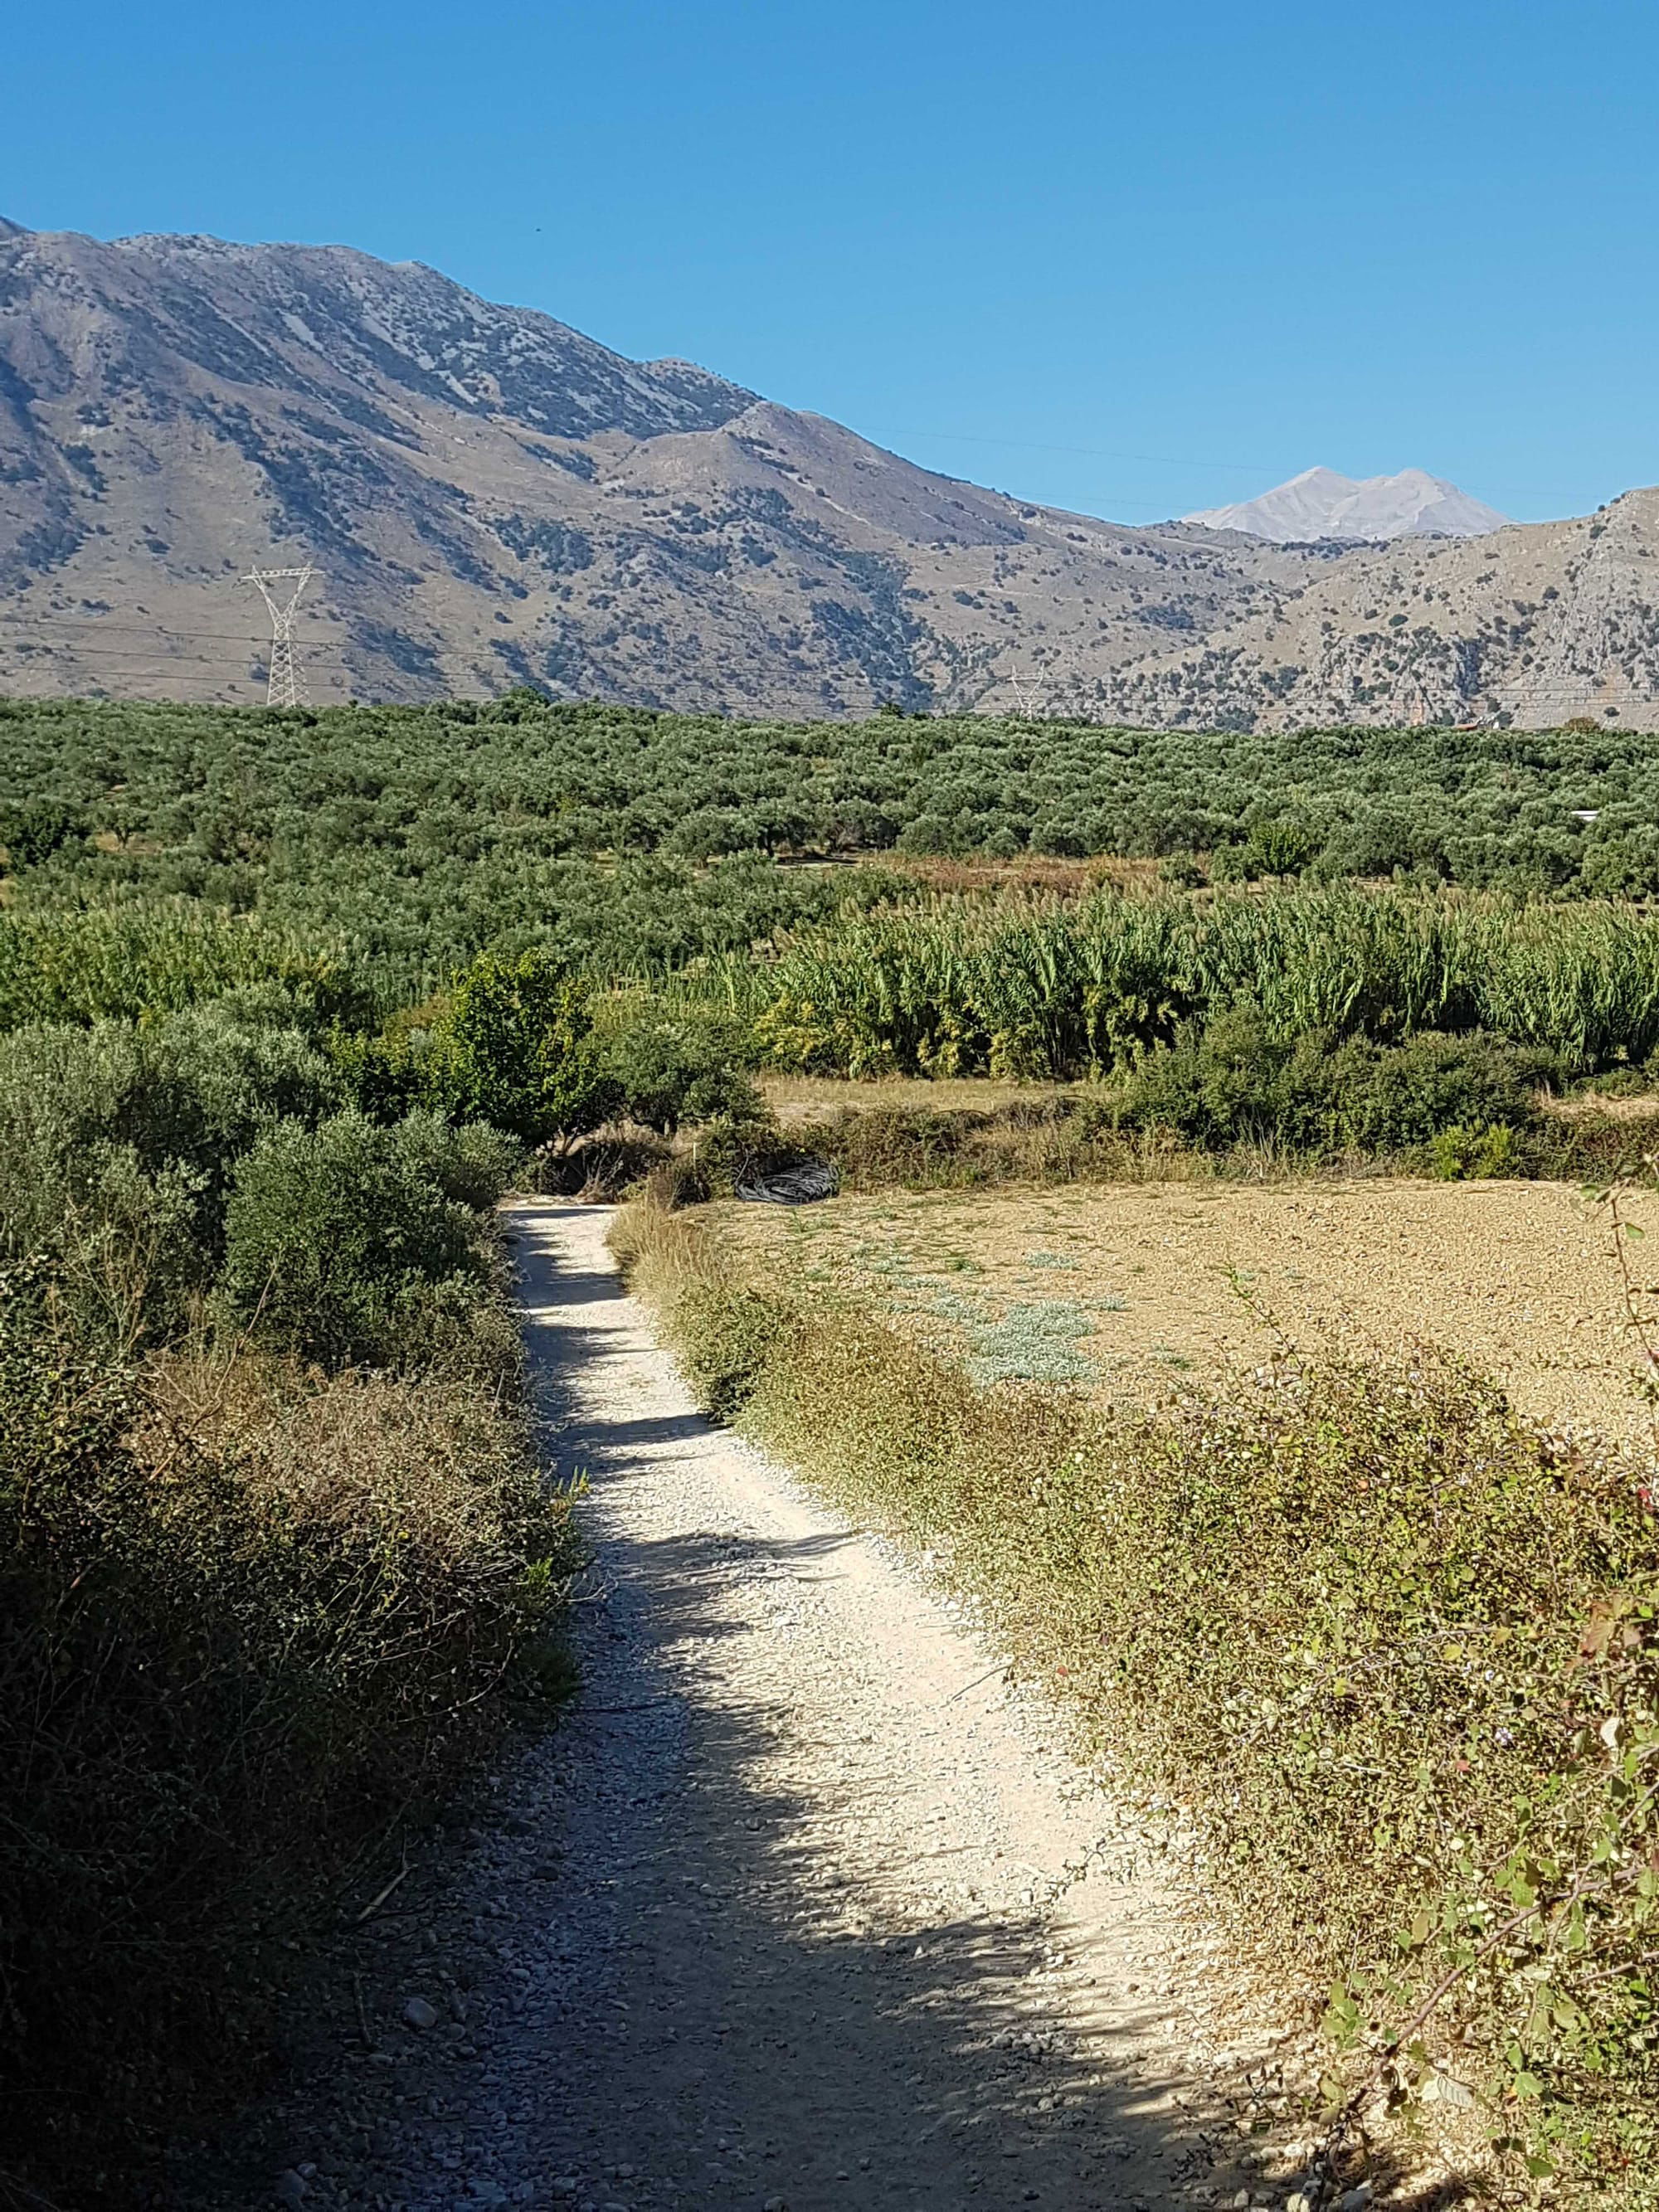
[757,1072,1082,1122]
[703,1175,1659,1448]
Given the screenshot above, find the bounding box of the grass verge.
[774,1093,1646,1196]
[613,1196,1659,2205]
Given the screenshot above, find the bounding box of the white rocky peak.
[1186,465,1508,543]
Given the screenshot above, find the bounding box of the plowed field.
[706,1177,1659,1447]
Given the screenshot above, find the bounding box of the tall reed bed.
[0,898,370,1032]
[703,887,1659,1077]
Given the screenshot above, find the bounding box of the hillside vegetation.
[0,950,600,2203]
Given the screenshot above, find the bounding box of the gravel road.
[176,1198,1322,2212]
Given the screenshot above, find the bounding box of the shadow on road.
[166,1203,1475,2212]
[489,1202,1476,2210]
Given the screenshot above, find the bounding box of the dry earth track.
[173,1200,1399,2212]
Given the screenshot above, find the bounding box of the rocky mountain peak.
[1186,465,1509,543]
[0,219,1651,728]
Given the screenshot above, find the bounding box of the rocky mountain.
[1185,466,1508,544]
[0,219,1307,716]
[0,218,1652,730]
[1078,490,1659,732]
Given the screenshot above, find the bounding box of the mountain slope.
[1072,492,1659,730]
[0,219,1652,730]
[1186,466,1508,543]
[0,220,1303,714]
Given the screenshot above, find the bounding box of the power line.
[0,645,354,670]
[0,615,339,645]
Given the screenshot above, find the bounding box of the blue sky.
[5,0,1655,525]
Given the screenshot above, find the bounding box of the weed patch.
[0,1284,578,2199]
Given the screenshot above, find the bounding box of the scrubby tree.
[218,1109,484,1365]
[602,1007,758,1135]
[429,948,618,1148]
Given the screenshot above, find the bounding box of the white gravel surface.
[172,1198,1326,2212]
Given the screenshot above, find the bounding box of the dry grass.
[614,1194,1659,2201]
[759,1072,1082,1122]
[1,1309,577,2204]
[703,1174,1659,1445]
[1542,1090,1659,1123]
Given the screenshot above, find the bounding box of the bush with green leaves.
[1107,1014,1562,1159]
[389,1105,522,1211]
[1344,1028,1560,1150]
[1106,1009,1360,1152]
[218,1110,500,1368]
[599,1001,759,1135]
[0,1006,347,1347]
[428,947,619,1148]
[1211,814,1321,881]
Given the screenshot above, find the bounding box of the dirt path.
[178,1199,1326,2212]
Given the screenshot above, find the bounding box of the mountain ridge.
[0,218,1652,729]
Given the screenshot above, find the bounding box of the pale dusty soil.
[171,1200,1375,2212]
[759,1074,1079,1124]
[705,1178,1659,1448]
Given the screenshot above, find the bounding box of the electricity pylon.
[1008,668,1048,717]
[243,563,319,707]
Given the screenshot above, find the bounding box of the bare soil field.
[704,1176,1659,1448]
[759,1072,1081,1122]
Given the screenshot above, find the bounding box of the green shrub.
[388,1106,523,1211]
[1109,1009,1352,1150]
[428,947,619,1146]
[48,1146,210,1350]
[1212,817,1321,881]
[1110,1017,1558,1159]
[325,1020,431,1122]
[1346,1029,1559,1150]
[0,1009,348,1349]
[1428,1120,1524,1179]
[599,1001,757,1134]
[219,1111,488,1368]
